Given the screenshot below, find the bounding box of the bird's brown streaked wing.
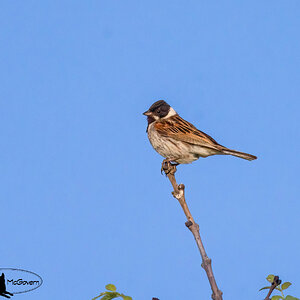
[154,115,224,151]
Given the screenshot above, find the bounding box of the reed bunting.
[143,100,257,164]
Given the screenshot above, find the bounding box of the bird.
[143,100,257,165]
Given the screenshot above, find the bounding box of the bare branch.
[162,161,223,300]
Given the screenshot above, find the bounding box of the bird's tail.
[222,148,257,161]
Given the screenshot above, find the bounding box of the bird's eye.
[157,109,161,114]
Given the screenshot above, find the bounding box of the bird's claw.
[161,159,178,175]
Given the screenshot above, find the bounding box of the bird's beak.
[143,110,151,116]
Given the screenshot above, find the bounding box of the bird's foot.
[161,159,178,175]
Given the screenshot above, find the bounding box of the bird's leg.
[161,159,179,175]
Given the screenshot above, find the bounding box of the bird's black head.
[143,100,172,122]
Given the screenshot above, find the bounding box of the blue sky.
[1,1,299,299]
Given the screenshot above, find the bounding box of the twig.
[264,276,281,300]
[162,161,223,300]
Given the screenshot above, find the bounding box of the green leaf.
[267,275,275,283]
[119,293,132,300]
[259,286,271,291]
[106,284,117,292]
[271,296,283,300]
[121,296,132,300]
[92,292,105,300]
[281,282,292,290]
[285,296,300,300]
[101,292,119,300]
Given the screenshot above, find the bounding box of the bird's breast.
[146,123,199,163]
[147,123,166,152]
